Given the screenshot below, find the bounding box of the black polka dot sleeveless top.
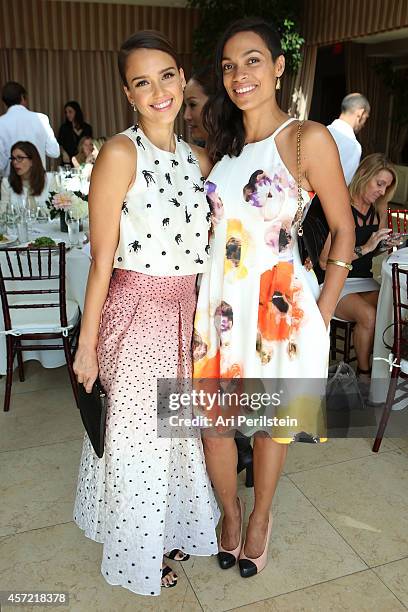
[114,124,211,275]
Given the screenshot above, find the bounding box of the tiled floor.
[0,362,407,612]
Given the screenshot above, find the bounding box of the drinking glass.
[65,210,80,247]
[6,203,18,234]
[36,204,49,224]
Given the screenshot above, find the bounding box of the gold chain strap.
[294,120,304,237]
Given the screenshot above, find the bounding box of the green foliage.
[187,0,304,73]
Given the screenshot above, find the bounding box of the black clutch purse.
[77,378,107,458]
[298,194,330,267]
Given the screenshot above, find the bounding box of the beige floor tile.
[390,437,408,451]
[1,439,83,537]
[0,361,71,395]
[230,569,406,612]
[373,557,408,607]
[285,437,396,474]
[0,523,202,612]
[290,451,408,567]
[184,477,366,612]
[0,387,83,452]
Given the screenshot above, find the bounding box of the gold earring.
[130,101,136,112]
[276,76,281,91]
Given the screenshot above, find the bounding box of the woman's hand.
[73,345,99,393]
[364,228,392,253]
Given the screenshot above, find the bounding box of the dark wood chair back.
[373,263,408,452]
[0,243,68,333]
[388,208,408,233]
[390,263,408,362]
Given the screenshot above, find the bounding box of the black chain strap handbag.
[294,121,330,266]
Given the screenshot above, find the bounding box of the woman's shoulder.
[82,122,93,134]
[1,176,12,194]
[301,120,336,147]
[92,134,137,168]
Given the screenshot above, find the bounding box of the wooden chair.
[0,243,80,412]
[388,208,408,232]
[372,264,408,452]
[330,317,356,364]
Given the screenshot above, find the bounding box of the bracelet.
[327,258,353,271]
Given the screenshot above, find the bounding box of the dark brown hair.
[2,81,26,107]
[9,141,46,196]
[203,17,284,162]
[190,65,215,98]
[118,30,180,87]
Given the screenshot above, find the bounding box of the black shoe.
[235,435,254,487]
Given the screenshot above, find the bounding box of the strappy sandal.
[161,564,178,588]
[164,549,190,562]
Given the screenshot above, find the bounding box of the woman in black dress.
[320,154,398,377]
[58,100,93,164]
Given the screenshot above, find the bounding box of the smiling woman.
[72,29,219,597]
[193,16,355,580]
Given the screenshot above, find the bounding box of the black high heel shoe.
[235,434,254,488]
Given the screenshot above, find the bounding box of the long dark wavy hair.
[203,17,283,163]
[9,141,45,196]
[64,100,85,129]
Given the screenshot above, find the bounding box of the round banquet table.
[0,219,91,375]
[369,247,408,408]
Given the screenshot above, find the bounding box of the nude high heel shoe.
[238,512,272,578]
[217,498,245,570]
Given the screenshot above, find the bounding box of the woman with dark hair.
[184,65,255,486]
[193,17,354,578]
[184,65,215,143]
[72,30,219,595]
[58,100,93,164]
[1,141,53,210]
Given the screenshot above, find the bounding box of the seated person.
[1,141,53,212]
[72,137,106,180]
[72,136,96,168]
[319,154,398,379]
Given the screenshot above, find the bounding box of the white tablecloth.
[0,219,90,375]
[369,247,408,406]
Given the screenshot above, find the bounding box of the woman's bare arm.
[74,135,136,391]
[303,122,355,326]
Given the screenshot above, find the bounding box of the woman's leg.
[203,435,241,550]
[243,436,287,558]
[335,291,378,371]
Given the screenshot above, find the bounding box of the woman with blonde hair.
[321,153,398,378]
[72,136,95,167]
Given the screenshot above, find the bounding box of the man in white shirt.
[0,81,60,176]
[327,93,370,185]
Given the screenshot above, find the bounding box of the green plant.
[187,0,304,73]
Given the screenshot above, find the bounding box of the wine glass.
[6,203,18,233]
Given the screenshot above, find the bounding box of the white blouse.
[0,172,54,212]
[114,125,211,276]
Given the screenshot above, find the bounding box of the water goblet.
[65,210,80,247]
